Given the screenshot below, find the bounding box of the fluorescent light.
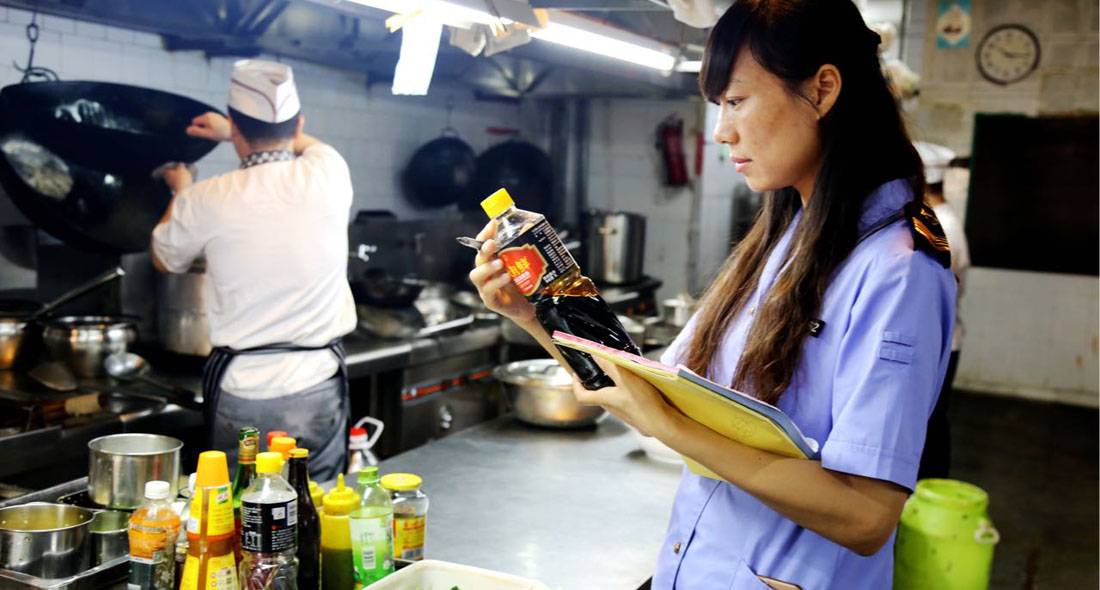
[675,60,702,73]
[531,21,676,71]
[342,0,533,28]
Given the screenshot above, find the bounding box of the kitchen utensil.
[0,82,219,253]
[0,503,93,578]
[156,260,210,356]
[356,304,425,339]
[492,359,606,428]
[0,317,28,370]
[27,267,125,322]
[87,433,182,510]
[350,269,429,309]
[402,133,477,208]
[28,361,77,391]
[103,352,198,407]
[585,211,646,285]
[88,510,129,566]
[42,316,136,378]
[466,139,555,218]
[659,294,695,328]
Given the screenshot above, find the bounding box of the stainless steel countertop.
[368,414,684,590]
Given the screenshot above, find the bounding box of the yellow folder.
[552,332,818,481]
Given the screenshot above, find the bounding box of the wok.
[349,269,429,309]
[401,134,477,208]
[465,139,554,219]
[0,82,220,253]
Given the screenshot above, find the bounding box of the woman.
[469,0,955,588]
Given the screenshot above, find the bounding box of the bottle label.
[238,435,258,463]
[241,498,297,553]
[499,219,578,296]
[180,552,238,590]
[189,485,234,537]
[350,514,394,583]
[393,515,426,560]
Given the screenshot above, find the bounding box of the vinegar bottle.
[481,188,642,389]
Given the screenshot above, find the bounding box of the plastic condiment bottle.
[380,473,429,561]
[240,452,298,590]
[180,451,239,590]
[266,431,288,451]
[346,427,370,477]
[309,481,324,513]
[270,436,296,461]
[320,474,359,590]
[350,467,394,585]
[129,480,182,590]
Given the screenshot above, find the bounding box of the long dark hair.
[685,0,924,405]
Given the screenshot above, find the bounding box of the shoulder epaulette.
[904,201,951,269]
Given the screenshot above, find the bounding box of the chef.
[151,59,356,480]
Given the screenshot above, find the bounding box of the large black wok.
[401,134,477,209]
[0,82,220,253]
[464,139,554,219]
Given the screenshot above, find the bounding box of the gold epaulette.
[904,201,951,269]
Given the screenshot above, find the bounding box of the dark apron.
[201,339,349,477]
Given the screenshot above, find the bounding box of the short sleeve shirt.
[651,179,956,590]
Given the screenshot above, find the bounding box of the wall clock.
[976,24,1041,85]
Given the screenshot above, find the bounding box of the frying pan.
[401,131,477,209]
[0,81,220,253]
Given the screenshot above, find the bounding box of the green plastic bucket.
[894,479,1000,590]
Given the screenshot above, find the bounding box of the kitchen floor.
[949,389,1099,589]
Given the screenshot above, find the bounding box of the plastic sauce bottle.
[240,452,298,590]
[180,451,239,590]
[287,449,321,590]
[309,481,324,513]
[350,466,394,585]
[129,480,182,590]
[231,427,259,561]
[481,188,641,389]
[346,427,370,477]
[265,431,288,451]
[380,474,428,561]
[320,474,359,590]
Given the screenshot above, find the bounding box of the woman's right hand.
[468,221,536,324]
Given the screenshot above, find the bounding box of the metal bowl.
[88,433,182,510]
[493,359,606,428]
[0,503,93,578]
[42,316,136,377]
[0,317,28,369]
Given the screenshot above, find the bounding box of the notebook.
[551,331,820,481]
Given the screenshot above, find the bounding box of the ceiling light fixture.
[528,13,677,72]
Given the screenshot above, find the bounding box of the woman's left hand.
[571,358,680,439]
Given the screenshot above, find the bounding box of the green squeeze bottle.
[349,466,395,585]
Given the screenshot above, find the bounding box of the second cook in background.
[151,59,357,481]
[469,0,956,589]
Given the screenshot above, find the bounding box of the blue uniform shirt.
[653,180,956,590]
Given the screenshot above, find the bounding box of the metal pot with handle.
[42,315,136,378]
[87,433,182,510]
[156,260,210,356]
[0,503,94,578]
[585,211,646,285]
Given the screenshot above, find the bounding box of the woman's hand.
[187,112,231,142]
[572,357,681,439]
[467,221,536,323]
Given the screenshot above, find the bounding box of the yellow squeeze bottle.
[179,451,239,590]
[321,474,359,590]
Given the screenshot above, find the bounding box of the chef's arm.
[662,415,908,556]
[292,132,322,155]
[150,165,193,273]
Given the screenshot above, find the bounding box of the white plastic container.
[364,559,551,590]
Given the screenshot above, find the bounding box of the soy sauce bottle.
[481,188,641,390]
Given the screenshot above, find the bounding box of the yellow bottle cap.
[480,188,514,219]
[289,448,308,459]
[322,473,359,515]
[256,452,283,474]
[381,473,423,491]
[194,450,230,488]
[270,436,296,459]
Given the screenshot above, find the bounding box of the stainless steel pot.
[89,510,129,565]
[659,294,695,328]
[156,261,210,356]
[42,316,136,378]
[585,211,646,285]
[0,503,93,578]
[493,359,606,428]
[88,433,182,510]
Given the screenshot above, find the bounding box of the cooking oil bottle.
[481,188,642,389]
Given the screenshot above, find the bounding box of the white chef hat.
[914,141,956,185]
[229,59,301,124]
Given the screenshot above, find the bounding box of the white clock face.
[977,25,1040,85]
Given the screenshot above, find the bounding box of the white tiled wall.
[586,98,705,301]
[904,0,1100,406]
[0,7,542,220]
